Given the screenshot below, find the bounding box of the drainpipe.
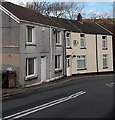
[49,27,52,80]
[95,34,99,74]
[63,31,66,76]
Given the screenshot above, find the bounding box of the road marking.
[3,91,86,120]
[106,82,115,87]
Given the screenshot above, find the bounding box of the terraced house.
[0,2,113,87]
[0,2,66,86]
[52,14,113,76]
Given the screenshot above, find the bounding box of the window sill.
[80,47,86,49]
[77,68,87,71]
[56,44,62,47]
[66,46,72,49]
[102,48,108,50]
[55,69,63,73]
[25,75,38,81]
[25,44,36,46]
[103,67,108,69]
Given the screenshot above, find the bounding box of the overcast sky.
[5,0,114,18]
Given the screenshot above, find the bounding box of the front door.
[67,57,72,76]
[41,56,46,82]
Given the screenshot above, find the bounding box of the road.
[2,74,115,119]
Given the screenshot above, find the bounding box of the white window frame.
[55,55,62,70]
[102,36,107,49]
[67,57,70,68]
[66,33,71,48]
[77,55,86,70]
[26,58,36,78]
[80,34,86,48]
[56,31,62,45]
[103,54,108,68]
[26,26,35,44]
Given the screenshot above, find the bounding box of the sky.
[84,2,113,18]
[4,0,114,18]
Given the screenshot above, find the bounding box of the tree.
[88,12,111,19]
[24,1,85,19]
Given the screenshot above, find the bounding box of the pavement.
[2,73,114,98]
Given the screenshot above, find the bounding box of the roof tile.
[2,2,61,28]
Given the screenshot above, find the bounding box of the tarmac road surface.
[2,74,115,119]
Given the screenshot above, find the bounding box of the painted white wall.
[97,35,113,72]
[71,33,97,74]
[66,32,113,75]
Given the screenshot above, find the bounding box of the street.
[2,74,115,119]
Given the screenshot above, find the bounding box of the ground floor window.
[55,55,62,70]
[77,56,86,70]
[103,54,108,68]
[67,57,70,68]
[26,58,36,77]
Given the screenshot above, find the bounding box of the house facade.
[51,14,113,76]
[66,33,97,75]
[0,2,113,87]
[70,17,113,75]
[65,33,113,75]
[1,2,65,86]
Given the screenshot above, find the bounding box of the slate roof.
[2,2,61,28]
[69,20,112,35]
[51,17,80,33]
[1,2,112,35]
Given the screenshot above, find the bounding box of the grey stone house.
[0,2,66,86]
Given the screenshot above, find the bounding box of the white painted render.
[97,35,113,72]
[66,32,113,75]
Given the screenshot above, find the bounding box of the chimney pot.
[77,13,82,22]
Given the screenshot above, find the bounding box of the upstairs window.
[26,26,35,44]
[80,34,86,48]
[66,33,71,47]
[28,27,32,43]
[102,36,107,49]
[56,31,61,45]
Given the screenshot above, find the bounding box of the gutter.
[95,34,99,74]
[20,19,65,30]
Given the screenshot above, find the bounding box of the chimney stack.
[77,13,82,22]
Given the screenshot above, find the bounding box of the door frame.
[66,56,72,76]
[41,56,46,82]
